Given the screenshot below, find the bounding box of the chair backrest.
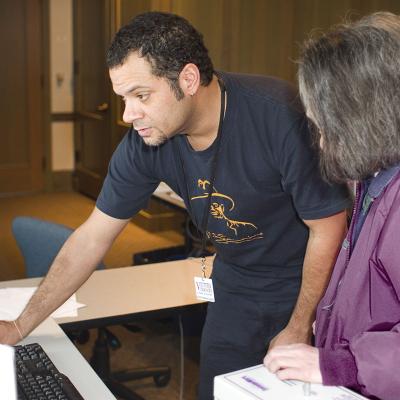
[12,216,104,278]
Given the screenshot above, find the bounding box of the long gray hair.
[298,12,400,183]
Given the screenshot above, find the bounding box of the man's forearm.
[16,226,107,338]
[286,238,338,333]
[286,214,347,334]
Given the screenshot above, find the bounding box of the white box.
[214,364,368,400]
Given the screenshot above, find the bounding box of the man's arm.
[268,210,347,349]
[0,207,130,344]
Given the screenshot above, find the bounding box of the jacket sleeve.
[319,346,358,388]
[321,191,400,400]
[347,322,400,400]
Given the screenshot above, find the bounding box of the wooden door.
[0,0,44,194]
[74,0,111,199]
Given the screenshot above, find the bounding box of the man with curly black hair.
[0,12,350,400]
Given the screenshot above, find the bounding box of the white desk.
[3,257,212,399]
[2,257,211,325]
[20,318,115,399]
[56,257,210,331]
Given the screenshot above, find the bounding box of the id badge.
[194,276,215,302]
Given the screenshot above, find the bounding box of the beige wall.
[50,0,74,171]
[117,0,400,84]
[51,122,74,171]
[49,0,400,173]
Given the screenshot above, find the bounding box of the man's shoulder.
[219,71,303,113]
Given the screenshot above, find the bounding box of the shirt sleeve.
[275,110,351,220]
[320,192,400,400]
[96,130,159,219]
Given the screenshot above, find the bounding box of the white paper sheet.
[0,345,16,400]
[0,287,86,320]
[214,364,368,400]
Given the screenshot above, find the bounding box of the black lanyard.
[175,79,226,259]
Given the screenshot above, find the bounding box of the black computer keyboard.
[15,343,85,400]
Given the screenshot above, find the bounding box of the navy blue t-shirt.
[97,72,350,300]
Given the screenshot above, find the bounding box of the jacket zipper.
[322,182,360,312]
[345,182,360,265]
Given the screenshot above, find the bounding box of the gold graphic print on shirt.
[191,179,264,244]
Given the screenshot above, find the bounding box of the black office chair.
[12,216,170,400]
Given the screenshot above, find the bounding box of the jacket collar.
[367,164,400,199]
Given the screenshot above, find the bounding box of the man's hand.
[264,343,322,383]
[0,321,22,345]
[268,324,312,351]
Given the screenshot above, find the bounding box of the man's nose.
[122,101,144,124]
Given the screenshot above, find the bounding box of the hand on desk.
[268,324,312,350]
[0,320,22,345]
[264,343,322,383]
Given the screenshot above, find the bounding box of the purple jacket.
[316,166,400,400]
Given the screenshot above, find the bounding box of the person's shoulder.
[381,167,400,211]
[219,71,303,114]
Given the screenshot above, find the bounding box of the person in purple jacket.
[264,12,400,400]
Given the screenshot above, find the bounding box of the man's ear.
[179,63,201,96]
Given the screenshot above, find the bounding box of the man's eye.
[137,93,149,101]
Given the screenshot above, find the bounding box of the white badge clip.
[194,257,215,302]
